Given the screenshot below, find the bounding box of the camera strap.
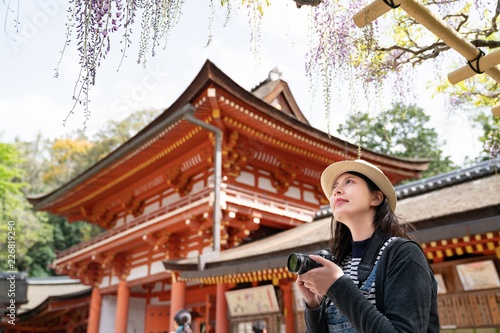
[356,229,389,287]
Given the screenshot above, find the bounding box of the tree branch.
[470,39,500,49]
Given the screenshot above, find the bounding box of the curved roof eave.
[28,59,429,210]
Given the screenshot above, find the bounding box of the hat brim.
[320,160,397,212]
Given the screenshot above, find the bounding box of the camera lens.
[287,253,303,273]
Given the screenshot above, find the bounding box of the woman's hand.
[297,255,344,297]
[296,276,322,308]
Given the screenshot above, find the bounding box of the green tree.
[0,138,41,273]
[86,109,160,165]
[43,136,94,189]
[472,112,500,160]
[41,109,160,190]
[0,140,26,205]
[7,110,158,276]
[338,103,455,180]
[14,134,52,194]
[15,212,55,277]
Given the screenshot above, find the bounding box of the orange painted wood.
[281,282,295,333]
[87,288,102,333]
[169,279,186,331]
[205,294,216,333]
[114,280,130,333]
[144,305,170,333]
[216,284,229,333]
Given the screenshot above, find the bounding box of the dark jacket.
[305,239,439,332]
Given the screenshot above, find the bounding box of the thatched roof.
[396,173,499,223]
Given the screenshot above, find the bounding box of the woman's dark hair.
[174,309,193,333]
[252,320,267,333]
[330,171,414,258]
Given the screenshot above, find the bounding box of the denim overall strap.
[326,262,378,333]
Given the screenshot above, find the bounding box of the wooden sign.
[434,273,447,294]
[456,260,500,291]
[225,284,280,317]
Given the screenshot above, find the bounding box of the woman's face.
[329,173,381,222]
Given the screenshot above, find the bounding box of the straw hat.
[320,159,397,212]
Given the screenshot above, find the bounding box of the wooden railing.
[56,187,213,258]
[223,184,317,220]
[438,288,500,328]
[57,184,318,259]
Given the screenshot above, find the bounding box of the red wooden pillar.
[169,276,186,331]
[114,280,130,333]
[281,282,295,333]
[216,283,229,332]
[87,288,102,333]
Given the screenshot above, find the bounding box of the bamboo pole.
[492,105,500,118]
[353,0,391,28]
[449,48,500,84]
[354,0,500,117]
[354,0,481,59]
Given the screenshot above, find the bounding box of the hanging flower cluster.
[55,0,272,128]
[485,130,500,159]
[305,0,382,136]
[305,0,497,146]
[57,0,185,129]
[246,0,267,65]
[50,0,497,131]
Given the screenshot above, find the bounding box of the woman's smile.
[334,198,348,206]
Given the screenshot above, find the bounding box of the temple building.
[10,60,433,332]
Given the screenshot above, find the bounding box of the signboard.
[225,284,279,317]
[434,273,447,294]
[456,260,500,291]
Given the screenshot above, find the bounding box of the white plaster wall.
[235,171,255,186]
[99,295,116,333]
[142,201,159,215]
[99,296,146,333]
[151,282,163,293]
[284,186,301,199]
[150,260,166,275]
[99,276,110,289]
[162,193,180,206]
[126,265,148,282]
[187,249,199,258]
[191,180,204,192]
[114,217,125,228]
[110,276,120,287]
[127,297,146,333]
[303,190,319,204]
[258,177,277,193]
[149,296,171,306]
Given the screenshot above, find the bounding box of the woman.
[297,159,439,332]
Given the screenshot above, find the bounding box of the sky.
[0,0,486,165]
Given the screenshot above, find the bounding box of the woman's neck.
[345,215,375,241]
[351,228,374,241]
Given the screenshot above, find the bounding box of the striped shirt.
[337,237,396,305]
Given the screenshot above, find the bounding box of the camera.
[287,249,337,274]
